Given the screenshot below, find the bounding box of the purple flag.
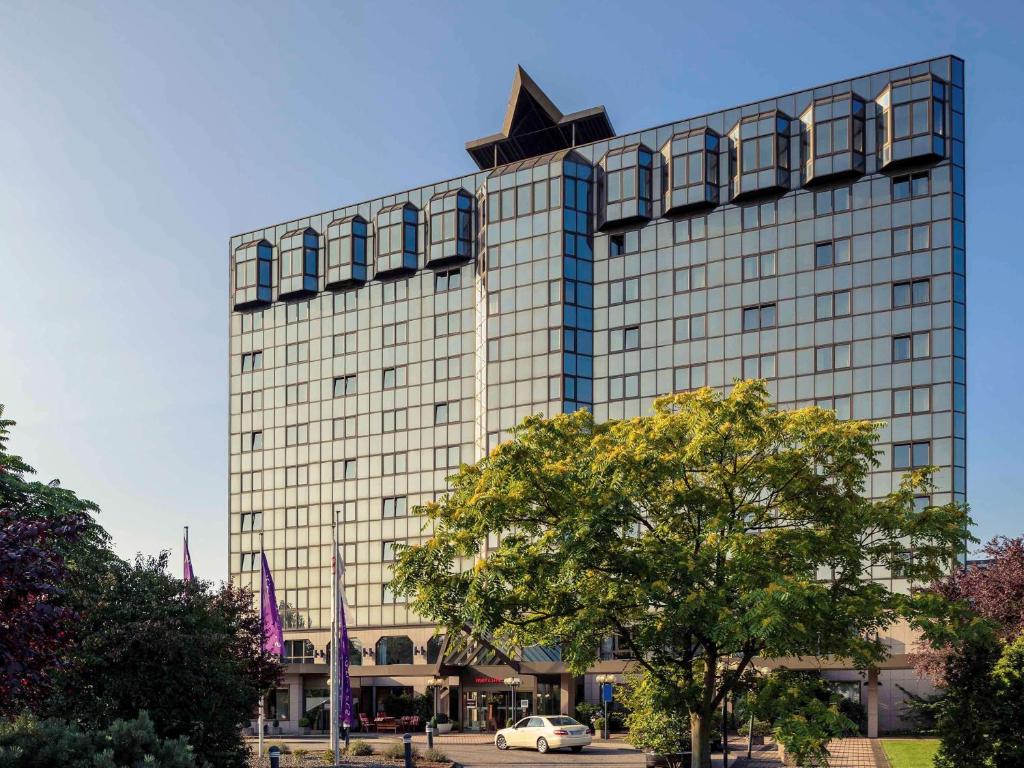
[183,536,195,583]
[261,553,284,657]
[338,563,353,727]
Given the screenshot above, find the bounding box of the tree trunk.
[690,711,712,768]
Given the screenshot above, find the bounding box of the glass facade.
[228,57,966,731]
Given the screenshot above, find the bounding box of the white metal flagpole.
[330,511,340,765]
[258,532,264,759]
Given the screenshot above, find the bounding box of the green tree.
[41,554,280,768]
[991,633,1024,768]
[392,382,968,768]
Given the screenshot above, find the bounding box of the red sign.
[473,676,503,684]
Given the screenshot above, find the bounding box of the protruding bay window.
[278,227,318,298]
[597,143,653,230]
[800,94,866,186]
[877,74,947,170]
[233,239,273,309]
[325,215,368,288]
[375,202,418,278]
[662,128,720,215]
[427,188,473,267]
[728,111,791,201]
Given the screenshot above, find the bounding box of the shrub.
[575,702,599,724]
[421,747,448,763]
[346,740,374,756]
[0,711,195,768]
[321,749,335,765]
[737,719,772,737]
[381,741,417,761]
[293,748,309,758]
[263,740,291,754]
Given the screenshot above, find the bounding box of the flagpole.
[184,526,189,581]
[258,531,264,759]
[330,510,340,765]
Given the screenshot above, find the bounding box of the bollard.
[426,723,434,750]
[344,723,350,751]
[268,745,281,768]
[403,732,413,768]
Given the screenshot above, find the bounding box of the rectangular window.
[608,374,640,400]
[893,441,931,470]
[893,225,930,254]
[742,304,777,331]
[816,290,851,319]
[815,343,851,372]
[382,409,407,433]
[284,465,308,487]
[674,315,707,342]
[382,541,396,561]
[608,278,640,305]
[434,355,461,381]
[893,333,930,362]
[673,364,707,392]
[434,268,462,293]
[609,326,642,352]
[241,351,264,372]
[382,322,407,346]
[285,424,308,446]
[245,431,263,451]
[434,445,461,469]
[892,279,930,307]
[240,511,263,532]
[815,238,851,268]
[893,386,931,414]
[742,354,777,379]
[434,311,462,337]
[285,343,309,365]
[382,366,406,389]
[333,375,357,397]
[892,171,930,200]
[434,401,458,425]
[382,452,407,475]
[333,459,356,481]
[382,496,408,518]
[743,253,776,280]
[332,416,356,440]
[285,383,307,405]
[239,551,260,571]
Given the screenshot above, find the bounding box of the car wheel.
[496,735,508,750]
[571,746,583,753]
[536,737,549,753]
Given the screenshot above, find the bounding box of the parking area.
[428,739,645,768]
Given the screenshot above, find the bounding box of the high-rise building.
[229,56,965,736]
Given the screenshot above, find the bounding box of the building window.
[815,238,852,268]
[333,460,356,481]
[742,304,777,331]
[245,431,263,451]
[375,635,413,664]
[285,465,308,487]
[815,343,851,372]
[743,253,776,280]
[877,74,946,170]
[434,268,462,293]
[382,366,406,389]
[742,354,777,379]
[663,128,720,214]
[673,364,707,391]
[333,416,356,440]
[434,355,461,381]
[434,446,461,469]
[893,279,930,307]
[800,95,866,185]
[283,639,315,664]
[233,240,273,309]
[608,374,640,400]
[434,311,462,337]
[893,441,931,470]
[325,215,368,287]
[729,111,791,201]
[382,541,397,561]
[816,290,852,319]
[241,351,264,372]
[285,383,307,404]
[893,332,930,362]
[598,143,653,229]
[333,375,357,397]
[285,342,309,364]
[376,202,419,276]
[382,452,407,475]
[382,409,407,433]
[816,396,852,420]
[434,401,460,425]
[673,265,707,292]
[383,322,407,346]
[382,496,408,518]
[240,512,263,532]
[278,227,319,298]
[673,315,707,342]
[609,326,641,352]
[239,551,259,571]
[427,188,473,267]
[892,172,930,200]
[382,583,405,605]
[894,386,931,415]
[608,230,640,258]
[892,225,930,254]
[285,424,308,446]
[608,278,639,305]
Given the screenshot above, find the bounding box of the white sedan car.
[494,715,592,753]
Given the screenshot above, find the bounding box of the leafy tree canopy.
[393,382,969,767]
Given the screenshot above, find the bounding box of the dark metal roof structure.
[466,66,615,170]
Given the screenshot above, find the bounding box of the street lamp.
[502,677,522,725]
[595,674,616,740]
[426,677,445,718]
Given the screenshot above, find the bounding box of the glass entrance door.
[464,691,533,732]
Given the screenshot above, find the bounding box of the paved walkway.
[728,738,882,768]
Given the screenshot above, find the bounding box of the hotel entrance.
[461,675,533,732]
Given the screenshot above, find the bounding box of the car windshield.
[546,716,580,726]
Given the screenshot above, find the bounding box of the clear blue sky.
[1,0,1021,579]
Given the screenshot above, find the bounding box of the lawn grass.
[881,738,940,768]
